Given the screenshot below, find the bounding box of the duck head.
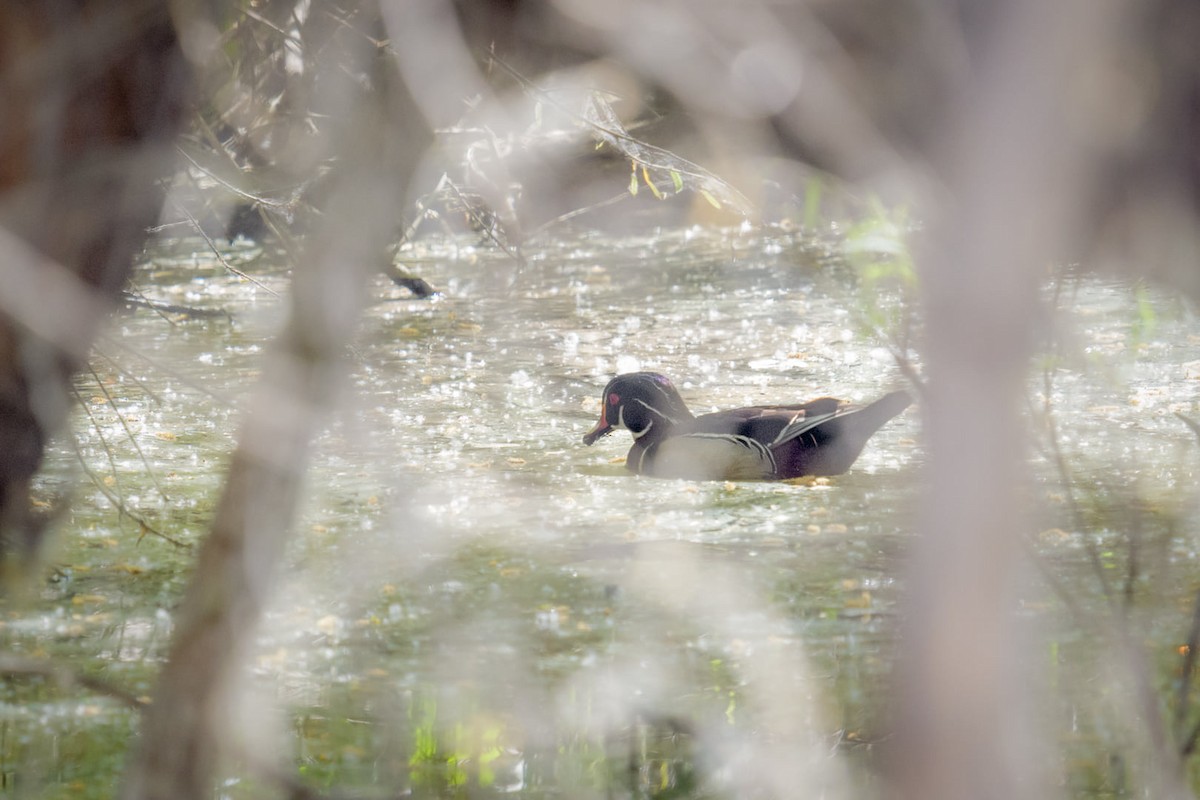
[582,372,694,445]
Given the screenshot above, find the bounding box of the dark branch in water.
[381,264,438,298]
[120,291,234,322]
[0,654,146,710]
[1175,412,1200,443]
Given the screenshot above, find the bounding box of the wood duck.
[582,372,912,481]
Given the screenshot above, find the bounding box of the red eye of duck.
[608,393,620,407]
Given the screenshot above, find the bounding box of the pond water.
[2,225,1199,798]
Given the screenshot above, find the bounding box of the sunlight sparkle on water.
[615,354,641,374]
[22,229,1200,799]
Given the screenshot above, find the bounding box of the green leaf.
[643,167,663,199]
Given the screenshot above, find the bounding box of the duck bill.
[583,411,612,445]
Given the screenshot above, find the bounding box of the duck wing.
[633,399,848,480]
[770,390,912,477]
[686,397,844,442]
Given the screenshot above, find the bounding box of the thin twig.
[171,200,280,296]
[1019,532,1094,629]
[84,366,170,501]
[93,350,163,407]
[72,442,189,549]
[1175,588,1200,741]
[1035,387,1113,607]
[442,177,523,264]
[72,384,127,507]
[99,335,238,407]
[123,284,183,327]
[1181,716,1200,758]
[525,191,632,240]
[398,173,451,245]
[1173,417,1200,748]
[176,146,290,209]
[1121,505,1143,612]
[1038,273,1115,607]
[487,52,753,214]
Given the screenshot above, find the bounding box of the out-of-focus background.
[1,1,1199,798]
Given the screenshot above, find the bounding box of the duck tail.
[856,390,914,433]
[775,390,912,477]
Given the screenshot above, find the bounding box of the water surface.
[3,227,1198,798]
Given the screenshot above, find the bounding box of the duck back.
[771,390,912,478]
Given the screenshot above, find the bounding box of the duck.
[582,372,912,481]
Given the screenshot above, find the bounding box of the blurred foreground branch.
[0,1,187,572]
[118,17,429,795]
[896,0,1196,798]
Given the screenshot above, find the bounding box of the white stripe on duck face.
[629,419,653,440]
[618,404,656,439]
[645,378,682,404]
[632,397,683,424]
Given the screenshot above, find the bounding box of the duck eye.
[608,393,620,407]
